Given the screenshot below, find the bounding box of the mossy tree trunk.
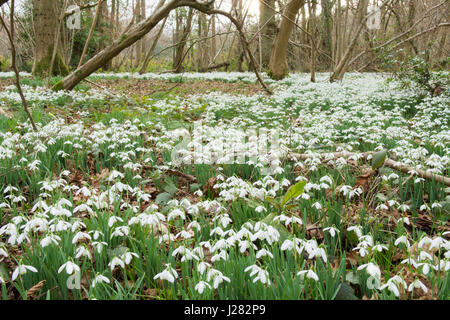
[268,0,305,80]
[32,0,69,77]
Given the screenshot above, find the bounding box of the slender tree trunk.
[268,0,305,80]
[258,0,277,69]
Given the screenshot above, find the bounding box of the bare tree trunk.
[139,17,167,73]
[173,8,194,72]
[0,0,37,131]
[268,0,305,80]
[78,0,104,68]
[329,0,369,82]
[32,0,69,77]
[258,0,277,69]
[308,0,317,82]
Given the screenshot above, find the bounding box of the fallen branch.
[289,151,450,186]
[198,62,230,72]
[143,165,197,183]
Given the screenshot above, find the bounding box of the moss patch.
[33,47,69,77]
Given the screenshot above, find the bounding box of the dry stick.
[0,0,37,131]
[48,0,68,86]
[289,151,450,187]
[78,0,104,68]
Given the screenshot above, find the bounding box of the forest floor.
[0,72,448,300]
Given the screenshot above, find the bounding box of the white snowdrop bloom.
[153,264,178,283]
[110,226,130,238]
[122,251,139,265]
[372,244,388,252]
[239,240,257,253]
[187,221,201,232]
[431,202,442,209]
[255,248,274,259]
[193,190,203,197]
[108,215,124,227]
[91,274,110,288]
[11,264,38,281]
[167,208,185,221]
[0,247,8,258]
[297,269,319,281]
[197,261,211,274]
[108,256,125,270]
[176,230,193,239]
[76,186,92,197]
[394,235,411,248]
[71,220,86,232]
[180,249,200,262]
[108,170,124,181]
[375,203,388,211]
[281,239,295,251]
[195,281,211,294]
[408,278,428,294]
[255,205,267,213]
[92,241,107,254]
[397,204,410,212]
[73,204,93,215]
[401,258,419,268]
[40,234,61,247]
[210,226,225,237]
[253,269,271,285]
[72,232,91,244]
[323,226,340,237]
[211,250,228,262]
[347,225,363,238]
[312,202,322,210]
[357,262,381,279]
[380,275,407,297]
[420,203,430,211]
[90,230,104,241]
[58,261,80,275]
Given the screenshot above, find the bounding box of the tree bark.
[32,0,69,77]
[268,0,305,80]
[258,0,277,69]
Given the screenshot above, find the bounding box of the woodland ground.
[0,72,448,300]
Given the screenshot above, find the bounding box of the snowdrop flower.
[74,204,93,215]
[108,215,123,227]
[312,202,322,210]
[394,235,411,248]
[108,256,125,270]
[72,231,91,244]
[195,281,211,294]
[40,234,61,247]
[58,260,80,275]
[323,226,340,237]
[347,225,363,238]
[256,248,273,259]
[12,264,38,281]
[91,274,110,288]
[380,276,407,297]
[153,264,178,283]
[357,262,381,279]
[92,241,107,254]
[0,247,8,258]
[167,208,185,221]
[407,278,428,294]
[122,251,139,265]
[197,261,211,274]
[255,205,267,213]
[297,269,319,281]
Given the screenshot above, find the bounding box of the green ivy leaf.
[281,180,307,207]
[371,150,387,170]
